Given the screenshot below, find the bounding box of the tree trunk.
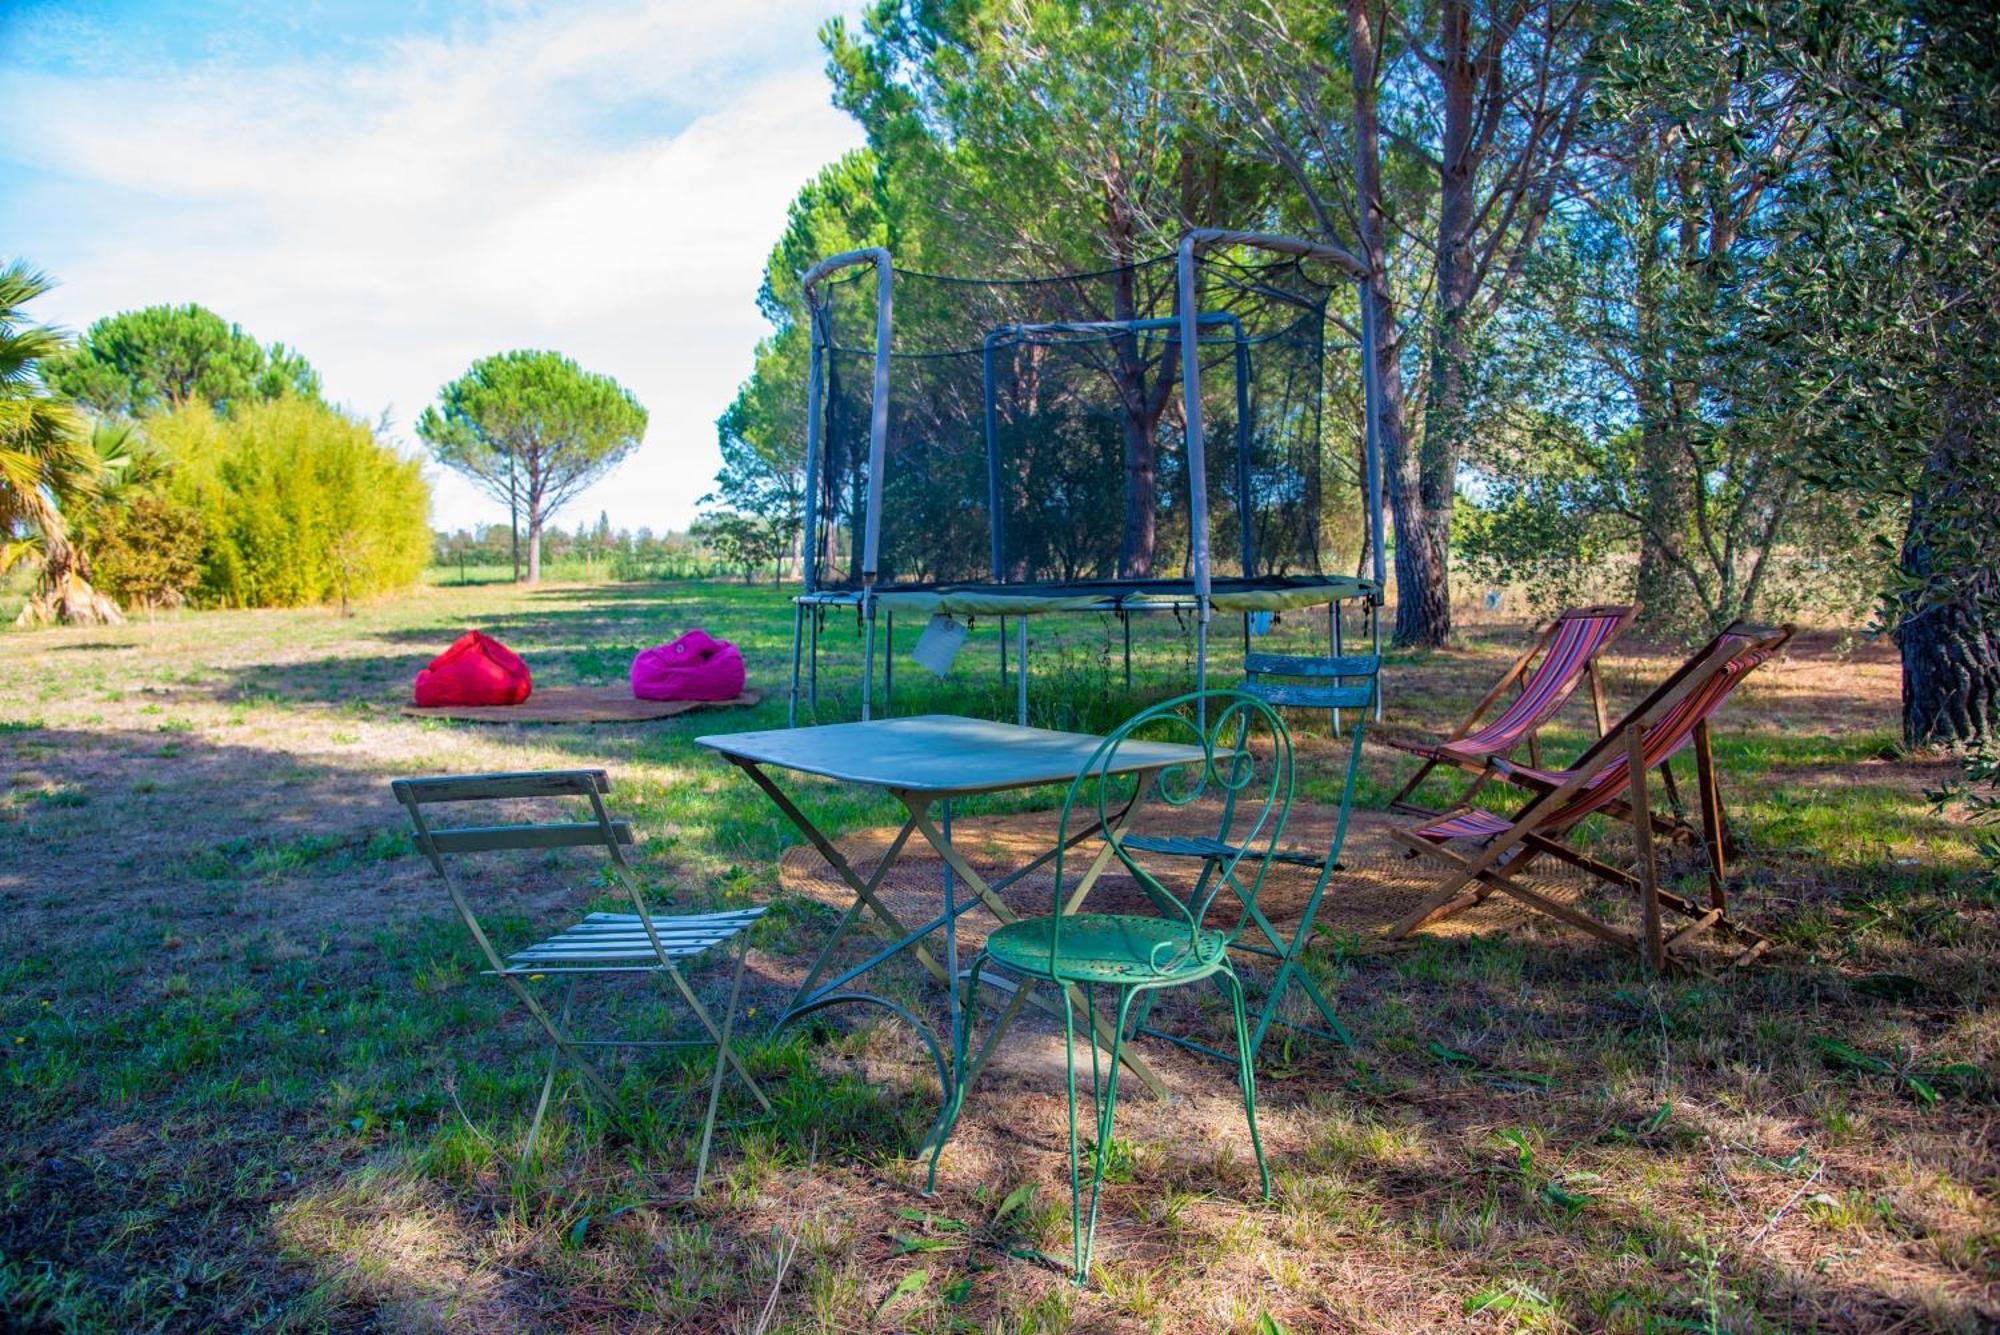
[1118,409,1157,578]
[1351,0,1450,647]
[13,498,124,628]
[1897,419,1998,746]
[1403,0,1481,649]
[526,511,543,585]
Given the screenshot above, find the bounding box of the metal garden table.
[697,714,1211,1112]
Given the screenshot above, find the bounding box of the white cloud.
[1,0,862,533]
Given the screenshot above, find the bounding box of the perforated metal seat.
[984,913,1229,985]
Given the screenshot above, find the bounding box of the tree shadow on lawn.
[0,721,864,1330]
[2,717,1990,1328]
[896,927,1996,1330]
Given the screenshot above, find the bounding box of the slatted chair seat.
[1383,604,1636,814]
[1388,625,1793,971]
[503,908,768,970]
[392,768,770,1191]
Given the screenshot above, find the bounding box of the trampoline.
[787,229,1390,725]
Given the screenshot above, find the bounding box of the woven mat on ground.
[778,805,1595,953]
[402,686,761,724]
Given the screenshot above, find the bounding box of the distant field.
[0,580,1991,1330]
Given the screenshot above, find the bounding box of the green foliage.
[44,303,320,417]
[0,263,93,561]
[147,398,430,608]
[0,261,125,625]
[415,350,645,580]
[88,494,204,610]
[1930,744,2000,896]
[690,511,788,585]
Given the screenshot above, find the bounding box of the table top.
[696,713,1211,796]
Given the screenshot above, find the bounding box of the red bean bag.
[412,631,533,707]
[630,628,745,702]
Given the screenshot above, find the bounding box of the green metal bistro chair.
[391,769,770,1191]
[1120,643,1380,1060]
[926,690,1294,1284]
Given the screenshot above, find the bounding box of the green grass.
[0,580,1992,1331]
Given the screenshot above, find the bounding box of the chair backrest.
[1241,651,1381,715]
[1447,604,1635,753]
[1243,646,1382,870]
[1051,690,1295,974]
[390,769,659,975]
[1526,623,1792,834]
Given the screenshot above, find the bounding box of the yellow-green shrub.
[148,399,431,608]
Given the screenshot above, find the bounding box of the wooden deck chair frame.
[1384,624,1792,972]
[1119,637,1381,1063]
[1383,603,1638,816]
[391,768,771,1190]
[1457,621,1771,860]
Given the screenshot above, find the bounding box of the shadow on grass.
[0,720,931,1330]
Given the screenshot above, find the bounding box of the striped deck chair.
[1383,604,1637,815]
[1385,624,1792,971]
[1470,621,1772,854]
[392,769,770,1189]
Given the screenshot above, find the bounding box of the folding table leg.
[733,760,952,991]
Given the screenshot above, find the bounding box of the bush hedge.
[147,399,431,608]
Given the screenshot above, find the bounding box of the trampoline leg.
[1330,603,1343,737]
[1122,613,1132,690]
[1373,598,1384,723]
[999,615,1008,695]
[788,600,805,728]
[885,610,894,718]
[1016,618,1029,726]
[1196,610,1209,732]
[863,598,877,722]
[809,608,821,712]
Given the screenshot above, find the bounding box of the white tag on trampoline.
[1247,611,1274,636]
[910,614,969,677]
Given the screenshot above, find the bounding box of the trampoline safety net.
[805,249,1354,592]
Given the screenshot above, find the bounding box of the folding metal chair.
[1382,603,1637,814]
[391,769,770,1190]
[1119,640,1380,1060]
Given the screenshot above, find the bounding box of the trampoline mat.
[403,685,762,724]
[778,806,1596,954]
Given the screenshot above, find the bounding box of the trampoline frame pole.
[1178,235,1215,730]
[982,330,1007,584]
[1359,275,1388,722]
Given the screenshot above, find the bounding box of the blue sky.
[0,0,862,533]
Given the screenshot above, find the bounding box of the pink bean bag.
[412,631,533,707]
[631,629,745,702]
